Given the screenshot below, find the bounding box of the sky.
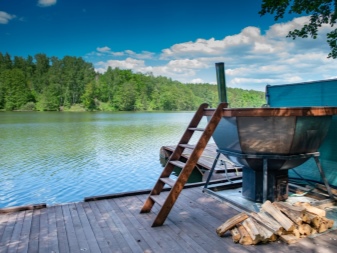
[1,0,337,91]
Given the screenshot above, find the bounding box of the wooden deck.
[1,187,337,253]
[161,143,242,180]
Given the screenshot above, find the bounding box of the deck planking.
[1,188,337,253]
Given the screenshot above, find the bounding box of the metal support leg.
[203,152,221,190]
[263,159,268,203]
[314,156,336,200]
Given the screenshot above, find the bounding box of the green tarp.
[266,79,337,187]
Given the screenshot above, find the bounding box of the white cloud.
[97,46,111,53]
[38,0,57,7]
[0,11,16,24]
[92,16,337,91]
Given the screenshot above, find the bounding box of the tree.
[260,0,337,58]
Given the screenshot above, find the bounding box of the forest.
[0,52,266,111]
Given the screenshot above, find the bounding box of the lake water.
[0,111,208,208]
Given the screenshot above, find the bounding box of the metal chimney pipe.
[215,62,228,103]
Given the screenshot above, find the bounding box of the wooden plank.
[74,202,102,253]
[38,207,49,253]
[129,196,208,253]
[136,195,189,252]
[47,206,59,253]
[61,204,81,253]
[87,201,123,253]
[94,199,133,252]
[55,205,70,253]
[16,210,33,253]
[138,196,231,252]
[111,197,165,253]
[82,201,124,253]
[7,211,25,253]
[103,200,145,253]
[153,193,243,253]
[27,209,40,253]
[68,203,91,253]
[0,204,46,214]
[181,187,239,218]
[0,212,19,251]
[0,213,9,249]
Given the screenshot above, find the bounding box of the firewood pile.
[216,200,335,245]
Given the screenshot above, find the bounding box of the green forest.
[0,52,266,111]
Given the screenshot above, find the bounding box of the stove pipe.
[215,62,228,103]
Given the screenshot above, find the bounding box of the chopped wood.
[279,234,298,244]
[294,202,326,217]
[262,200,295,232]
[298,224,311,237]
[321,216,334,229]
[292,228,300,239]
[216,212,249,236]
[251,211,284,235]
[254,221,276,243]
[242,217,262,242]
[237,224,259,245]
[318,222,329,233]
[230,227,241,243]
[273,202,304,225]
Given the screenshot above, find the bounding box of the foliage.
[260,0,337,58]
[0,52,266,111]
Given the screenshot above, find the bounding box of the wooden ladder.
[140,102,228,226]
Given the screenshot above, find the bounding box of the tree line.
[0,52,265,111]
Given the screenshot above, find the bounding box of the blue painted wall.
[266,79,337,187]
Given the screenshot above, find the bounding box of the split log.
[216,212,249,236]
[254,220,277,242]
[321,216,334,229]
[279,234,298,244]
[242,217,262,243]
[298,224,312,237]
[251,211,284,235]
[318,222,329,233]
[230,227,241,243]
[302,211,321,227]
[262,200,295,232]
[294,202,326,217]
[237,224,259,245]
[273,202,305,225]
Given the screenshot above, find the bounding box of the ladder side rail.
[140,103,210,213]
[151,102,228,226]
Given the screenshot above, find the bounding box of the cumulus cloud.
[38,0,57,7]
[97,46,111,53]
[92,16,337,91]
[0,11,16,24]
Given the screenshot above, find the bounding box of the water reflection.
[0,111,208,208]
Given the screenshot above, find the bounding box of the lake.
[0,111,209,208]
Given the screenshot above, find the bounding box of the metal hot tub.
[209,106,337,202]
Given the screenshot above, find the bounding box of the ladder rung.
[203,108,215,116]
[150,195,166,206]
[169,160,186,168]
[179,144,195,149]
[160,177,176,187]
[188,127,205,131]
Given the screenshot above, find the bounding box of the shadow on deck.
[1,187,337,253]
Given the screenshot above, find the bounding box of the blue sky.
[1,0,336,91]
